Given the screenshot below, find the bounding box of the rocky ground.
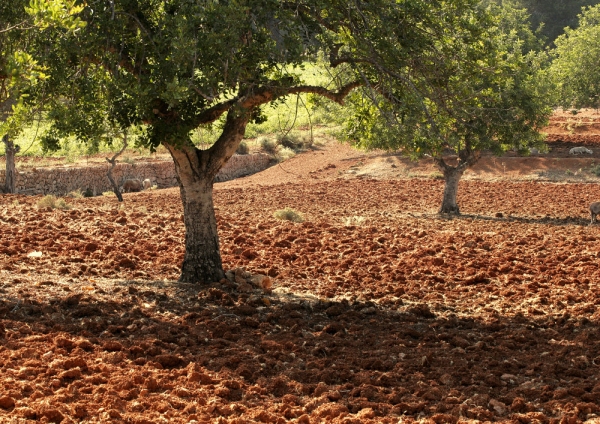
[1,111,600,423]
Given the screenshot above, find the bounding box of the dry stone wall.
[0,153,270,196]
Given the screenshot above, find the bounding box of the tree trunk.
[106,134,128,202]
[106,166,123,202]
[439,165,464,215]
[166,111,249,283]
[3,135,19,194]
[179,178,224,283]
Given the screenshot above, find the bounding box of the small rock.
[188,371,215,385]
[439,374,453,385]
[0,396,15,410]
[357,407,376,419]
[237,282,254,293]
[489,399,507,415]
[59,367,82,380]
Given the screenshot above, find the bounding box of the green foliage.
[342,1,551,165]
[490,0,600,45]
[1,0,85,139]
[273,208,304,223]
[259,136,278,154]
[236,141,249,155]
[66,189,83,199]
[275,146,296,162]
[35,0,346,151]
[277,133,303,150]
[549,4,600,109]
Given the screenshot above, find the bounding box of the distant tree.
[1,0,83,193]
[343,2,551,214]
[488,0,600,45]
[549,4,600,109]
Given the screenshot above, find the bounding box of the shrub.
[236,141,250,155]
[55,198,71,209]
[273,207,304,223]
[67,189,84,198]
[259,136,278,154]
[37,195,71,210]
[37,195,57,209]
[275,147,296,162]
[277,133,301,150]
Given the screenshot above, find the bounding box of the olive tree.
[35,0,367,283]
[549,4,600,109]
[1,0,83,193]
[342,1,551,214]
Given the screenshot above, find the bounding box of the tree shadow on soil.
[435,212,593,227]
[1,279,599,421]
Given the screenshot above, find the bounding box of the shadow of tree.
[1,278,598,422]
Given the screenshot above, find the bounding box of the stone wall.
[0,153,271,196]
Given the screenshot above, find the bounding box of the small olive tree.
[342,2,551,214]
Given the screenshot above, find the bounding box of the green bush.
[236,141,250,155]
[273,207,304,223]
[67,189,84,198]
[259,137,278,154]
[590,164,600,177]
[275,147,296,162]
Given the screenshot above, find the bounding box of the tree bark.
[165,110,249,283]
[439,165,464,215]
[3,135,19,194]
[106,134,128,202]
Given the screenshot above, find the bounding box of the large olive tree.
[34,0,366,283]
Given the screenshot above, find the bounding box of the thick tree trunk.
[3,135,19,194]
[166,111,249,283]
[439,166,464,214]
[178,179,224,283]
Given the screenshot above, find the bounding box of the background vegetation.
[3,0,600,164]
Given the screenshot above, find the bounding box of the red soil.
[1,111,600,423]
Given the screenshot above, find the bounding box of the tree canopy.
[549,4,600,109]
[488,0,600,45]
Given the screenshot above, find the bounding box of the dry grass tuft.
[36,195,71,210]
[273,207,304,223]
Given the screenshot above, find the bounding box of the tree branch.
[190,81,361,128]
[240,81,362,110]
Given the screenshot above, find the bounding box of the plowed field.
[2,110,600,423]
